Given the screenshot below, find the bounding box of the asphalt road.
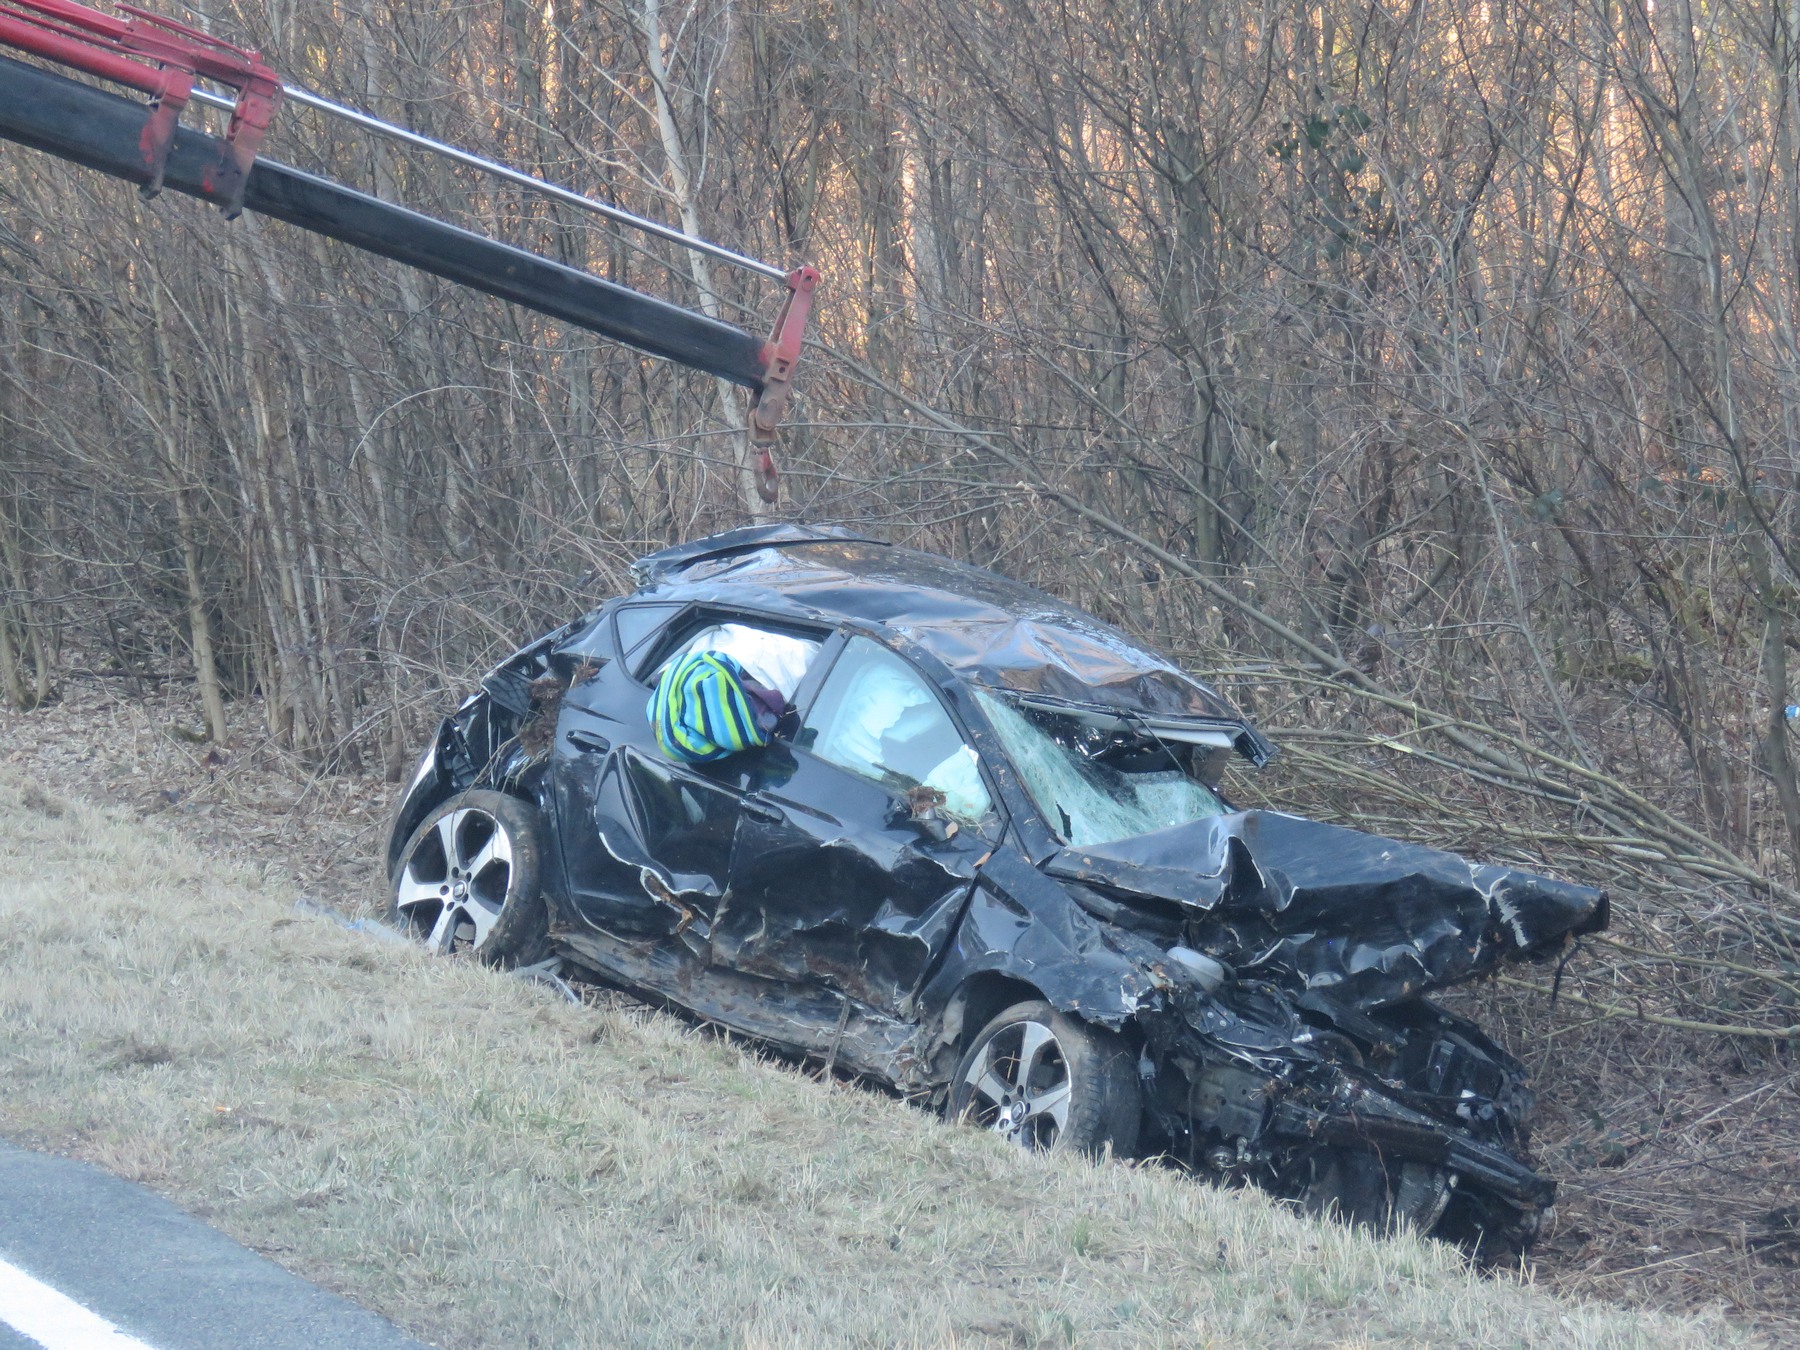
[0,1141,431,1350]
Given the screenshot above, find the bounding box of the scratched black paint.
[389,524,1607,1253]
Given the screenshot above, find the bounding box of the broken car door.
[553,607,822,940]
[550,602,682,937]
[717,635,1000,1016]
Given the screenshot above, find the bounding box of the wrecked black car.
[386,524,1607,1253]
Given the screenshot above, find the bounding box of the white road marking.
[0,1256,158,1350]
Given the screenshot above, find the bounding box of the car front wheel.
[949,1000,1141,1157]
[389,789,548,966]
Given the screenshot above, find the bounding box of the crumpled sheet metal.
[552,919,933,1085]
[931,846,1170,1028]
[630,525,1251,725]
[1045,809,1608,1009]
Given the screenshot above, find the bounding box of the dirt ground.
[3,676,1795,1338]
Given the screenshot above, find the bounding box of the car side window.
[798,637,992,823]
[614,603,683,669]
[651,621,822,700]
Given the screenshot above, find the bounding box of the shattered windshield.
[975,690,1226,847]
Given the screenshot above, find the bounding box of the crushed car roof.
[631,526,1272,753]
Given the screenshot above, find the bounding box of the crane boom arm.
[0,0,817,499]
[0,53,773,386]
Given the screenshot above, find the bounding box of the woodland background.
[2,0,1799,1317]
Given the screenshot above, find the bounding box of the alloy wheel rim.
[962,1020,1073,1149]
[394,807,514,953]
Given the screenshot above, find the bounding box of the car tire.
[948,1000,1141,1157]
[389,789,549,967]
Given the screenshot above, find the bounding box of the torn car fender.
[385,716,463,877]
[920,844,1170,1032]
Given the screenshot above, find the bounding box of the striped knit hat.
[648,651,777,763]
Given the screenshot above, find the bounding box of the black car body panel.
[389,524,1607,1252]
[1047,812,1608,1010]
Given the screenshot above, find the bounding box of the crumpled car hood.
[1044,810,1608,1008]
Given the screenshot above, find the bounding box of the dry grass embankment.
[0,772,1748,1349]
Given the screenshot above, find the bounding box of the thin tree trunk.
[637,0,763,520]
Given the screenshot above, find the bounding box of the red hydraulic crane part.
[0,0,817,496]
[749,265,819,503]
[0,0,279,211]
